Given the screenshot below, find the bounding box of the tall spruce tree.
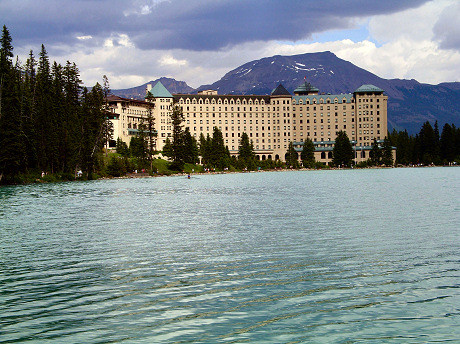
[301,138,315,168]
[332,131,354,167]
[170,104,185,168]
[50,62,65,173]
[238,132,254,158]
[34,44,53,172]
[183,127,199,164]
[440,123,456,163]
[0,26,23,182]
[209,127,230,169]
[199,133,211,165]
[162,137,173,159]
[102,75,113,157]
[79,84,105,178]
[285,142,299,168]
[129,135,147,160]
[419,121,437,164]
[394,129,411,165]
[21,50,38,170]
[369,138,382,165]
[381,137,394,166]
[144,91,156,162]
[238,132,255,169]
[63,61,82,174]
[285,141,299,168]
[0,25,14,121]
[116,138,129,157]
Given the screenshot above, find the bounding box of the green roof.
[294,81,319,94]
[293,93,353,104]
[354,84,384,93]
[148,81,173,98]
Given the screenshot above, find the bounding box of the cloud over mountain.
[0,0,430,51]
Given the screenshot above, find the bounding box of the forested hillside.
[0,26,111,184]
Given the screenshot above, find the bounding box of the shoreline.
[104,164,456,180]
[1,164,457,186]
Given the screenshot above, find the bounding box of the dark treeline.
[388,121,460,166]
[0,26,111,184]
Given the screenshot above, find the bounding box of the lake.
[0,167,459,343]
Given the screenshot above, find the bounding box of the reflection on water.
[0,168,459,343]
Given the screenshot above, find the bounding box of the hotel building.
[107,80,389,165]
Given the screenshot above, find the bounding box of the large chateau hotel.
[107,80,389,164]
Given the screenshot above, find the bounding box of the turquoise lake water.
[0,167,459,343]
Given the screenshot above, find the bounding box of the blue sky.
[313,25,373,46]
[1,0,459,88]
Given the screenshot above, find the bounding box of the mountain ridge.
[112,51,460,134]
[112,77,194,99]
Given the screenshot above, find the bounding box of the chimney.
[146,83,152,92]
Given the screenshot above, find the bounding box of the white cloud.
[21,0,458,90]
[123,0,171,17]
[103,33,134,48]
[159,55,188,67]
[76,35,92,40]
[367,0,450,43]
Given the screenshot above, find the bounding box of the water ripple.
[0,168,459,343]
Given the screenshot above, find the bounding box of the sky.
[1,0,460,89]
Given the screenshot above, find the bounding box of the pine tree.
[332,131,354,167]
[0,26,24,182]
[144,91,156,162]
[440,123,455,163]
[285,142,299,168]
[135,118,148,165]
[238,132,255,170]
[199,133,211,165]
[79,84,105,178]
[433,120,441,164]
[102,75,113,157]
[129,136,146,159]
[381,137,394,166]
[0,25,14,121]
[116,138,129,157]
[162,137,173,158]
[63,61,82,174]
[170,104,185,168]
[301,138,315,168]
[369,138,382,165]
[106,156,126,177]
[394,130,411,165]
[419,121,437,164]
[49,62,65,173]
[238,132,254,158]
[183,127,199,164]
[209,127,229,169]
[34,44,53,172]
[22,50,38,171]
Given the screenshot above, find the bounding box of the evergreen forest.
[1,26,459,184]
[0,26,113,184]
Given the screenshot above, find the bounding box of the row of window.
[293,98,350,105]
[292,96,381,106]
[178,98,268,105]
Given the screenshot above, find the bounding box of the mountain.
[196,51,460,134]
[112,77,194,99]
[113,52,459,134]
